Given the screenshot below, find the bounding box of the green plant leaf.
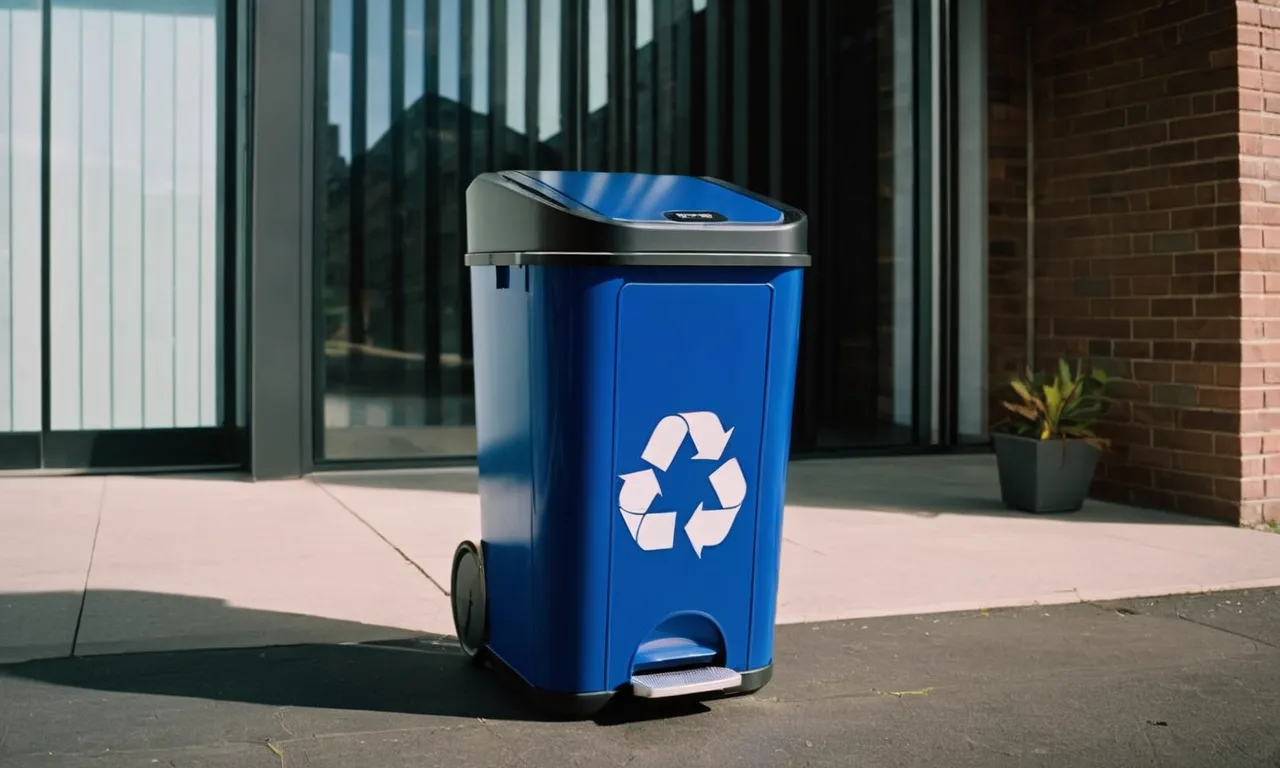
[1043,382,1063,428]
[1006,358,1114,444]
[1001,402,1040,421]
[1010,379,1034,404]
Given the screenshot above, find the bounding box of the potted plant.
[993,359,1112,514]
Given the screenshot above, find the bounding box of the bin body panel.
[526,266,621,693]
[746,266,803,671]
[467,171,807,703]
[471,265,538,681]
[473,262,803,696]
[606,280,774,687]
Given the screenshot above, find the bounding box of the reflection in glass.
[505,0,526,136]
[633,0,652,172]
[585,0,608,169]
[316,0,921,461]
[0,5,43,434]
[624,0,917,450]
[317,0,567,461]
[48,1,224,431]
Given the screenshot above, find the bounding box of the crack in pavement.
[313,480,450,597]
[1082,596,1280,652]
[1174,611,1280,652]
[70,478,109,658]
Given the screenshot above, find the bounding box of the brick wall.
[1035,0,1243,521]
[989,0,1262,522]
[1237,0,1280,525]
[987,0,1031,422]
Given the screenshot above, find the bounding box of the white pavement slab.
[0,477,104,663]
[2,455,1280,664]
[314,469,481,594]
[775,456,1280,622]
[74,475,452,657]
[327,457,1280,627]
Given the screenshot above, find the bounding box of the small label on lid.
[663,210,728,223]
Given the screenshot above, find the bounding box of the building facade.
[0,0,1274,527]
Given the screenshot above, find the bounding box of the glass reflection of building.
[315,0,924,465]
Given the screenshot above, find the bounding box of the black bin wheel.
[450,540,489,664]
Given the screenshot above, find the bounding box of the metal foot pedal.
[630,666,743,699]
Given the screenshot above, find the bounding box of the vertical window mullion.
[673,0,690,175]
[526,0,541,166]
[767,0,782,198]
[704,0,720,178]
[560,0,582,169]
[390,0,406,351]
[422,0,442,425]
[730,0,747,185]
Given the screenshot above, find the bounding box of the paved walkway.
[3,455,1280,664]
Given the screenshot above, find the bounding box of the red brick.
[1133,405,1178,427]
[1154,428,1217,453]
[1133,361,1173,381]
[1155,469,1217,497]
[1174,362,1218,385]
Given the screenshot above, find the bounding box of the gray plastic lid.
[464,171,809,267]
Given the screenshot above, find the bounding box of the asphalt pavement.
[1,589,1278,768]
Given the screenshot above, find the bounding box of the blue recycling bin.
[450,171,809,716]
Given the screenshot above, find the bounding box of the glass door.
[0,0,239,471]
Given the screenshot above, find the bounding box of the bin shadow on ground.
[0,589,713,726]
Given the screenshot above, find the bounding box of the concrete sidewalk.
[3,455,1280,664]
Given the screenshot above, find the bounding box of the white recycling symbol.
[617,411,747,558]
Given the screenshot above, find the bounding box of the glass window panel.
[633,0,653,171]
[47,0,225,432]
[0,4,43,434]
[471,0,489,115]
[538,0,561,146]
[111,12,146,429]
[317,0,570,461]
[620,0,920,451]
[505,0,526,136]
[314,0,923,461]
[584,0,608,169]
[48,7,83,429]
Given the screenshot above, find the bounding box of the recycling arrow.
[640,411,734,470]
[682,411,735,461]
[640,415,688,472]
[685,458,746,558]
[618,469,661,514]
[618,468,677,550]
[619,410,748,557]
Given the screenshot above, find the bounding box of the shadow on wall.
[312,456,1224,526]
[315,468,480,494]
[0,590,708,727]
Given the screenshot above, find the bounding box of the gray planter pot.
[993,433,1101,514]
